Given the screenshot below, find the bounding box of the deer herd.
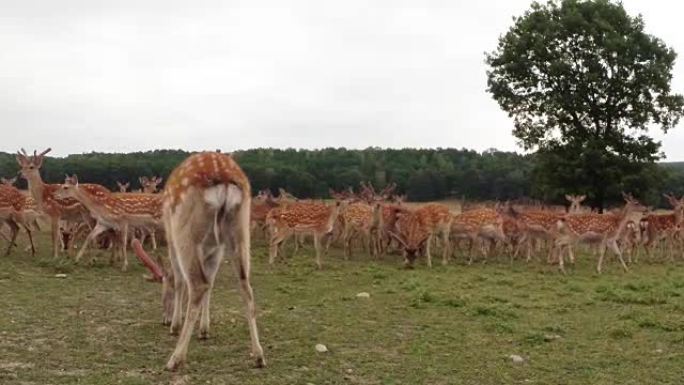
[1,148,684,370]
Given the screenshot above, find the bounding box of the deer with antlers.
[553,193,647,273]
[55,175,163,270]
[267,199,348,269]
[389,203,452,268]
[16,148,93,258]
[132,151,265,370]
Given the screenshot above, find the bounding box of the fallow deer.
[140,176,164,194]
[116,181,130,193]
[553,193,647,273]
[0,184,36,256]
[639,194,684,261]
[133,151,265,370]
[565,194,587,213]
[16,148,91,258]
[55,176,163,271]
[267,199,348,268]
[390,203,452,268]
[1,176,18,186]
[450,208,507,264]
[340,201,383,258]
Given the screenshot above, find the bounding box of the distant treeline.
[1,148,683,207]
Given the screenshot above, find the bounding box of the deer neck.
[325,203,343,230]
[24,172,48,210]
[613,207,638,238]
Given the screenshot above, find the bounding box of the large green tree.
[486,0,684,210]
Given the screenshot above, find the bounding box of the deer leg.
[608,239,628,272]
[121,224,130,272]
[425,234,433,268]
[4,220,19,256]
[313,233,323,269]
[75,223,110,262]
[22,224,36,257]
[268,229,290,265]
[198,244,225,340]
[51,218,60,258]
[596,241,608,274]
[441,229,450,266]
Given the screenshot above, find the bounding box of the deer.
[267,199,348,269]
[553,193,647,274]
[639,194,684,262]
[389,203,452,268]
[139,176,164,194]
[450,207,508,264]
[16,148,92,258]
[1,176,18,186]
[250,190,279,238]
[504,207,565,263]
[0,184,37,256]
[565,194,587,213]
[340,201,383,258]
[116,181,130,192]
[55,175,163,271]
[131,151,265,370]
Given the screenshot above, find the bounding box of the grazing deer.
[16,148,91,258]
[133,151,265,370]
[553,193,647,273]
[140,176,164,194]
[55,176,162,271]
[450,208,507,264]
[267,200,348,268]
[639,194,684,261]
[390,203,452,268]
[565,194,587,213]
[116,181,130,193]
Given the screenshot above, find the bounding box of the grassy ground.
[1,232,684,385]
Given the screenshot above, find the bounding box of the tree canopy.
[486,0,684,210]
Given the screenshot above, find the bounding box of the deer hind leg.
[607,239,629,272]
[313,233,323,269]
[51,217,60,258]
[596,240,609,274]
[441,228,450,266]
[22,223,36,257]
[4,220,19,256]
[425,234,433,268]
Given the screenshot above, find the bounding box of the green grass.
[1,232,684,384]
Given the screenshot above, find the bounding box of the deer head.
[0,176,17,186]
[55,174,80,200]
[565,194,586,213]
[116,181,130,193]
[15,148,51,180]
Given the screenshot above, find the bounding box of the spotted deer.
[116,181,130,193]
[250,190,279,238]
[16,148,91,258]
[340,201,383,258]
[450,208,507,264]
[639,194,684,261]
[505,208,565,263]
[565,194,587,213]
[1,176,18,186]
[0,184,37,256]
[55,176,162,271]
[132,151,265,370]
[553,193,647,273]
[140,176,164,194]
[390,203,452,268]
[267,199,348,268]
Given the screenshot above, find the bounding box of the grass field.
[1,232,684,385]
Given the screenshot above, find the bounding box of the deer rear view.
[137,151,265,370]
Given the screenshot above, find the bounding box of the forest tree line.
[1,147,683,209]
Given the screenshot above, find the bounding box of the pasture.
[1,231,684,385]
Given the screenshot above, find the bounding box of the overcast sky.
[1,0,683,159]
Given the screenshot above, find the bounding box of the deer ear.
[564,194,572,201]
